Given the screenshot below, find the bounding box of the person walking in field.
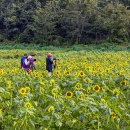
[22,55,32,72]
[20,53,28,68]
[46,53,53,76]
[23,55,36,73]
[21,53,36,73]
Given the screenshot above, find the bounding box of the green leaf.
[55,121,62,127]
[53,113,60,120]
[43,116,50,121]
[0,87,5,93]
[89,107,99,113]
[89,120,97,124]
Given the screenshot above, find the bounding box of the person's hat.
[28,56,32,59]
[48,53,52,56]
[24,53,28,57]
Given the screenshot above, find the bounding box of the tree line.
[0,0,130,45]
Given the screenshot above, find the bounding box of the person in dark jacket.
[46,53,53,76]
[20,53,28,68]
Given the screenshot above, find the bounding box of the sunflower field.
[0,49,130,130]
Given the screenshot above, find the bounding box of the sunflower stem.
[10,89,13,106]
[97,115,100,130]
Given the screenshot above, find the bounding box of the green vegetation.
[0,49,130,130]
[0,42,130,53]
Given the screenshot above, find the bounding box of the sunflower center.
[67,92,71,96]
[122,82,125,85]
[22,90,25,93]
[95,86,99,90]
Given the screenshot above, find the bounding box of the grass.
[0,42,130,51]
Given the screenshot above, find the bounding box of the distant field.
[0,48,130,130]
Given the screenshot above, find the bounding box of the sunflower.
[100,98,105,103]
[83,77,91,83]
[0,69,4,75]
[50,79,55,86]
[120,80,127,86]
[52,88,58,96]
[48,106,55,112]
[93,67,96,71]
[66,91,73,99]
[112,88,120,96]
[86,86,91,93]
[0,108,2,114]
[40,81,44,85]
[57,74,62,78]
[75,83,82,91]
[118,71,124,76]
[79,93,85,100]
[19,87,27,95]
[93,85,100,92]
[78,71,85,77]
[111,112,116,119]
[55,71,60,75]
[64,70,70,75]
[40,85,45,95]
[24,102,32,109]
[7,80,12,88]
[99,73,103,77]
[95,63,100,67]
[25,87,30,93]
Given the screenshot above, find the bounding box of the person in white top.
[23,56,32,72]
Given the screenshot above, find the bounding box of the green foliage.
[102,3,130,39]
[0,42,129,52]
[0,49,130,129]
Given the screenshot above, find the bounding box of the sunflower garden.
[0,49,130,130]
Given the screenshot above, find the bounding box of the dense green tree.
[0,0,130,44]
[101,2,130,39]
